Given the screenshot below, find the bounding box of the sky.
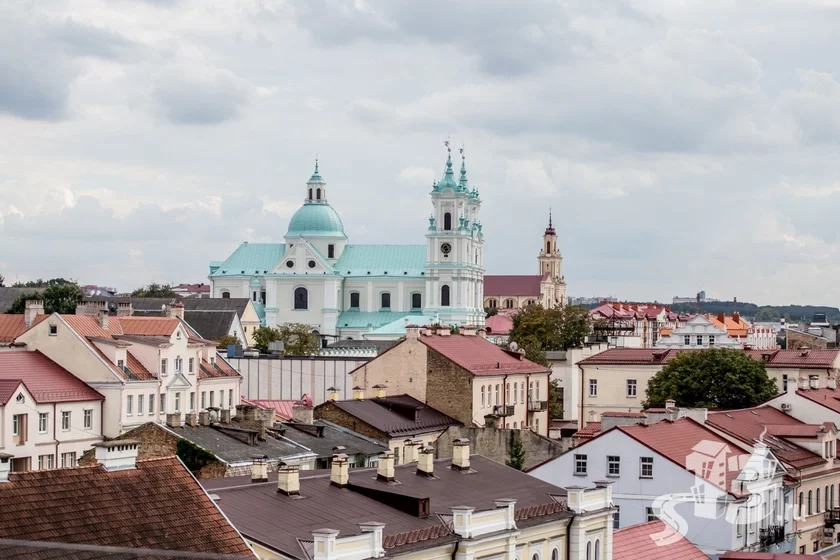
[2,0,840,305]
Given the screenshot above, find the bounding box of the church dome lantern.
[286,160,348,240]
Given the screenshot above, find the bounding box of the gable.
[269,239,333,275]
[211,242,285,277]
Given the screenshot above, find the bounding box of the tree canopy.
[252,324,321,355]
[644,348,778,409]
[9,283,84,315]
[131,283,177,298]
[505,432,526,471]
[508,304,592,365]
[11,277,74,288]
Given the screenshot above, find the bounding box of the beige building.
[349,326,551,435]
[14,306,242,438]
[577,348,840,428]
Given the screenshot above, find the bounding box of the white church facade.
[208,149,486,340]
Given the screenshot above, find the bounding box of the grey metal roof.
[316,395,461,438]
[183,311,237,341]
[180,298,250,317]
[327,339,398,353]
[0,287,45,313]
[169,425,312,464]
[279,420,388,459]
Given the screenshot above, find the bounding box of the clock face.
[441,243,452,255]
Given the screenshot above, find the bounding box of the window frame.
[349,292,360,309]
[640,456,654,478]
[38,412,48,434]
[138,395,144,416]
[83,409,92,430]
[626,379,637,398]
[61,411,71,431]
[294,286,309,310]
[589,379,598,397]
[148,393,154,414]
[380,292,391,310]
[607,455,620,477]
[646,506,657,522]
[441,285,451,307]
[126,395,133,416]
[574,453,587,476]
[410,292,422,310]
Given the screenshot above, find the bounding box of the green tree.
[215,334,240,349]
[508,304,592,363]
[548,379,563,419]
[485,306,498,318]
[252,326,281,353]
[131,283,177,298]
[9,283,84,315]
[277,323,321,356]
[11,277,73,288]
[506,432,526,471]
[644,348,778,409]
[176,439,218,473]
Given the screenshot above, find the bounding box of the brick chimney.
[477,328,487,339]
[461,325,477,336]
[199,411,211,426]
[98,310,109,331]
[327,387,340,401]
[665,398,676,410]
[24,300,44,328]
[185,412,198,427]
[220,408,231,424]
[717,312,725,323]
[169,302,185,320]
[405,325,420,340]
[373,384,387,399]
[352,386,365,400]
[116,302,133,317]
[330,453,349,487]
[277,464,300,495]
[165,413,181,428]
[452,438,471,471]
[251,455,268,483]
[0,453,12,483]
[292,403,314,424]
[402,439,421,463]
[377,451,395,482]
[94,440,139,472]
[417,445,435,477]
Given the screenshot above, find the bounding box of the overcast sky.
[2,0,840,305]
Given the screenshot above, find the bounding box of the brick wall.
[425,348,475,427]
[433,425,569,471]
[314,402,389,443]
[787,329,831,350]
[350,337,428,400]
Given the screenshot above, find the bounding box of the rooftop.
[794,387,840,414]
[184,310,238,341]
[483,275,547,297]
[485,313,514,336]
[0,314,26,344]
[0,456,254,558]
[419,333,549,376]
[280,419,388,458]
[0,351,104,405]
[316,394,461,437]
[167,423,312,464]
[334,245,426,277]
[579,347,839,368]
[614,520,708,560]
[573,422,601,439]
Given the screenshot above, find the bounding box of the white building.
[529,417,794,557]
[209,149,486,340]
[655,315,742,349]
[0,351,104,472]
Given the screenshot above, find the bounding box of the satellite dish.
[509,341,519,352]
[108,302,118,312]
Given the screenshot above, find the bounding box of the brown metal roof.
[316,394,461,437]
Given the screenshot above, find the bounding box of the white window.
[589,379,597,397]
[126,395,133,416]
[12,414,19,436]
[83,409,92,429]
[495,385,499,406]
[535,380,540,400]
[229,390,233,407]
[38,413,48,434]
[61,411,71,431]
[613,505,620,530]
[61,452,76,468]
[201,391,206,409]
[210,356,215,365]
[175,392,181,412]
[148,393,154,414]
[640,457,653,478]
[607,455,620,476]
[189,358,194,373]
[137,395,144,416]
[175,356,182,374]
[190,392,195,411]
[210,391,215,407]
[709,335,715,347]
[627,380,637,397]
[117,359,125,371]
[49,324,57,336]
[160,394,166,413]
[736,508,743,537]
[646,507,657,522]
[696,335,703,346]
[513,383,518,404]
[161,358,168,375]
[38,454,54,470]
[521,382,525,404]
[574,454,587,475]
[684,335,690,346]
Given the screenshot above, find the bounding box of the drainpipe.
[53,403,59,468]
[565,513,576,560]
[502,374,508,429]
[578,363,585,430]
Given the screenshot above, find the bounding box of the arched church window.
[546,241,550,253]
[444,212,452,231]
[350,292,360,309]
[380,292,391,309]
[308,188,312,200]
[221,291,230,299]
[504,299,515,309]
[294,287,308,310]
[411,293,422,309]
[441,285,451,307]
[316,188,321,200]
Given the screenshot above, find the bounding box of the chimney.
[166,413,181,428]
[185,412,198,427]
[24,300,44,328]
[461,325,476,336]
[220,408,232,424]
[377,451,395,482]
[330,453,349,487]
[277,464,300,495]
[327,387,340,402]
[251,455,268,483]
[405,325,420,340]
[733,311,740,324]
[717,312,725,324]
[0,453,12,483]
[199,411,211,426]
[98,310,109,331]
[117,302,133,317]
[828,377,837,391]
[417,445,435,477]
[358,522,386,558]
[352,386,365,400]
[373,384,387,399]
[810,375,820,390]
[435,326,450,336]
[292,403,314,424]
[452,438,471,471]
[665,398,676,410]
[477,328,487,339]
[312,529,340,559]
[169,302,185,320]
[402,439,421,464]
[94,440,139,472]
[588,410,596,423]
[799,377,809,391]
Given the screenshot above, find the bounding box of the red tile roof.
[126,350,155,381]
[0,314,25,343]
[485,313,514,336]
[117,317,180,336]
[579,348,686,365]
[721,552,826,559]
[706,406,826,469]
[0,456,254,557]
[581,347,839,368]
[796,388,840,414]
[614,520,708,560]
[483,275,546,296]
[0,351,104,404]
[574,422,601,438]
[419,333,549,376]
[198,356,241,379]
[617,418,751,497]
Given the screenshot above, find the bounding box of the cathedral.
[208,148,486,340]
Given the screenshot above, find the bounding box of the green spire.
[458,152,469,191]
[308,158,325,184]
[438,149,458,190]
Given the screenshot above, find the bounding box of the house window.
[83,409,92,429]
[817,488,821,513]
[210,391,215,407]
[411,293,422,309]
[535,417,539,432]
[589,379,598,397]
[684,335,690,346]
[536,381,540,400]
[38,455,54,470]
[506,383,510,404]
[175,356,182,374]
[38,413,48,434]
[138,395,144,416]
[190,392,195,411]
[736,508,743,537]
[495,384,500,405]
[61,411,71,431]
[60,452,76,468]
[783,374,788,392]
[613,505,620,529]
[316,188,321,199]
[594,540,600,560]
[696,335,703,346]
[574,454,587,475]
[201,391,206,409]
[229,390,233,407]
[126,395,133,416]
[481,386,485,407]
[646,507,657,522]
[160,394,166,414]
[709,335,715,347]
[586,543,592,560]
[380,292,391,310]
[294,287,308,310]
[444,212,452,230]
[607,456,620,477]
[221,291,230,299]
[799,492,804,518]
[220,390,225,408]
[627,379,637,397]
[441,285,450,307]
[189,358,194,373]
[328,244,335,258]
[161,359,168,375]
[117,359,125,371]
[175,392,181,413]
[350,292,360,309]
[808,490,813,515]
[513,383,518,404]
[148,394,154,414]
[640,457,653,478]
[552,550,560,560]
[49,324,57,336]
[815,541,820,552]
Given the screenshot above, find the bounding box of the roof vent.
[94,440,139,472]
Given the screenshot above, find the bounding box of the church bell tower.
[538,210,566,306]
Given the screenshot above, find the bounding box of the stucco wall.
[434,425,569,471]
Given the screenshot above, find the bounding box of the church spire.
[458,146,469,191]
[544,208,556,235]
[306,158,327,202]
[437,139,458,190]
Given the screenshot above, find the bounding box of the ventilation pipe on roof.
[251,455,268,483]
[452,438,471,471]
[810,375,820,390]
[330,453,349,487]
[417,445,435,477]
[327,387,340,402]
[98,310,109,331]
[277,463,300,495]
[373,384,387,399]
[0,453,12,482]
[377,451,395,482]
[402,439,421,464]
[828,377,837,391]
[352,386,365,400]
[94,440,139,472]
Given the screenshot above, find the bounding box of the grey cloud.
[54,18,135,60]
[153,67,252,125]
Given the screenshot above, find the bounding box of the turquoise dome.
[286,202,347,239]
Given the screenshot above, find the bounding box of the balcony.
[759,525,786,547]
[528,400,548,412]
[492,404,515,417]
[826,508,840,526]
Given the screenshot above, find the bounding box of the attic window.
[176,331,181,340]
[49,324,58,336]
